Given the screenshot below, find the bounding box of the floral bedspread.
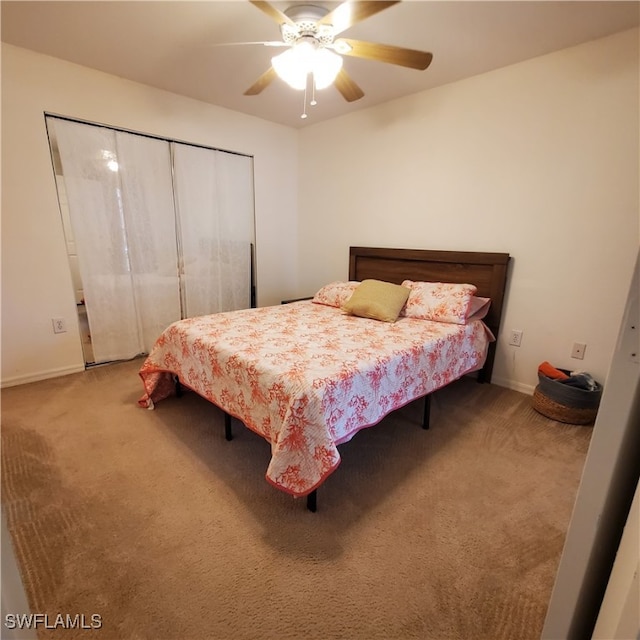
[138,301,493,497]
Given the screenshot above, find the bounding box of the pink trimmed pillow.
[312,281,360,308]
[401,281,478,324]
[467,296,491,322]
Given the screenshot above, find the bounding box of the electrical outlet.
[509,329,523,347]
[571,342,587,360]
[52,317,67,334]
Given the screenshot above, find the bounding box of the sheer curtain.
[54,120,147,362]
[115,131,181,351]
[50,117,254,365]
[173,144,254,317]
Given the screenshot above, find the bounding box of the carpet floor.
[1,358,592,640]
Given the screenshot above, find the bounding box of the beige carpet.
[1,359,592,640]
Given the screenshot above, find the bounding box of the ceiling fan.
[241,0,433,108]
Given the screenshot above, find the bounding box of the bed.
[138,247,510,510]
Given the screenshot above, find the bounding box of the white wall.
[1,44,299,387]
[3,29,639,393]
[298,28,639,393]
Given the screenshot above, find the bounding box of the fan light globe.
[272,41,314,90]
[272,41,342,91]
[313,48,343,89]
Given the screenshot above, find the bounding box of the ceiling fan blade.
[244,67,278,96]
[337,39,433,70]
[318,1,400,36]
[334,68,365,102]
[249,1,297,28]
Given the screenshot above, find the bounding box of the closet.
[46,116,255,366]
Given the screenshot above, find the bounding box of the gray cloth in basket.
[558,372,599,391]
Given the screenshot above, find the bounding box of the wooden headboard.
[349,247,511,383]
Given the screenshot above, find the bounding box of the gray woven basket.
[533,372,602,425]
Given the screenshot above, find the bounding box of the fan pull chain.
[310,78,317,107]
[301,82,308,119]
[300,76,320,119]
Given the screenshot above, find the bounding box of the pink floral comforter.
[138,301,494,497]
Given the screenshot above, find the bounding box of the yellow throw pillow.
[341,279,410,322]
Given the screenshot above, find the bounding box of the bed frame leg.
[224,412,233,441]
[422,394,431,430]
[174,376,183,398]
[306,490,317,513]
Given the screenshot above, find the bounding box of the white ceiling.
[2,0,638,129]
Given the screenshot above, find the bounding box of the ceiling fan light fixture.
[272,38,343,91]
[312,48,343,90]
[272,42,312,90]
[245,1,434,107]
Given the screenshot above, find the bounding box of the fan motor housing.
[281,4,334,45]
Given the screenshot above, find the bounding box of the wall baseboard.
[491,376,536,396]
[1,365,85,389]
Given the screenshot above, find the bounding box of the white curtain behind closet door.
[173,144,253,317]
[53,119,180,363]
[115,131,181,351]
[54,120,141,362]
